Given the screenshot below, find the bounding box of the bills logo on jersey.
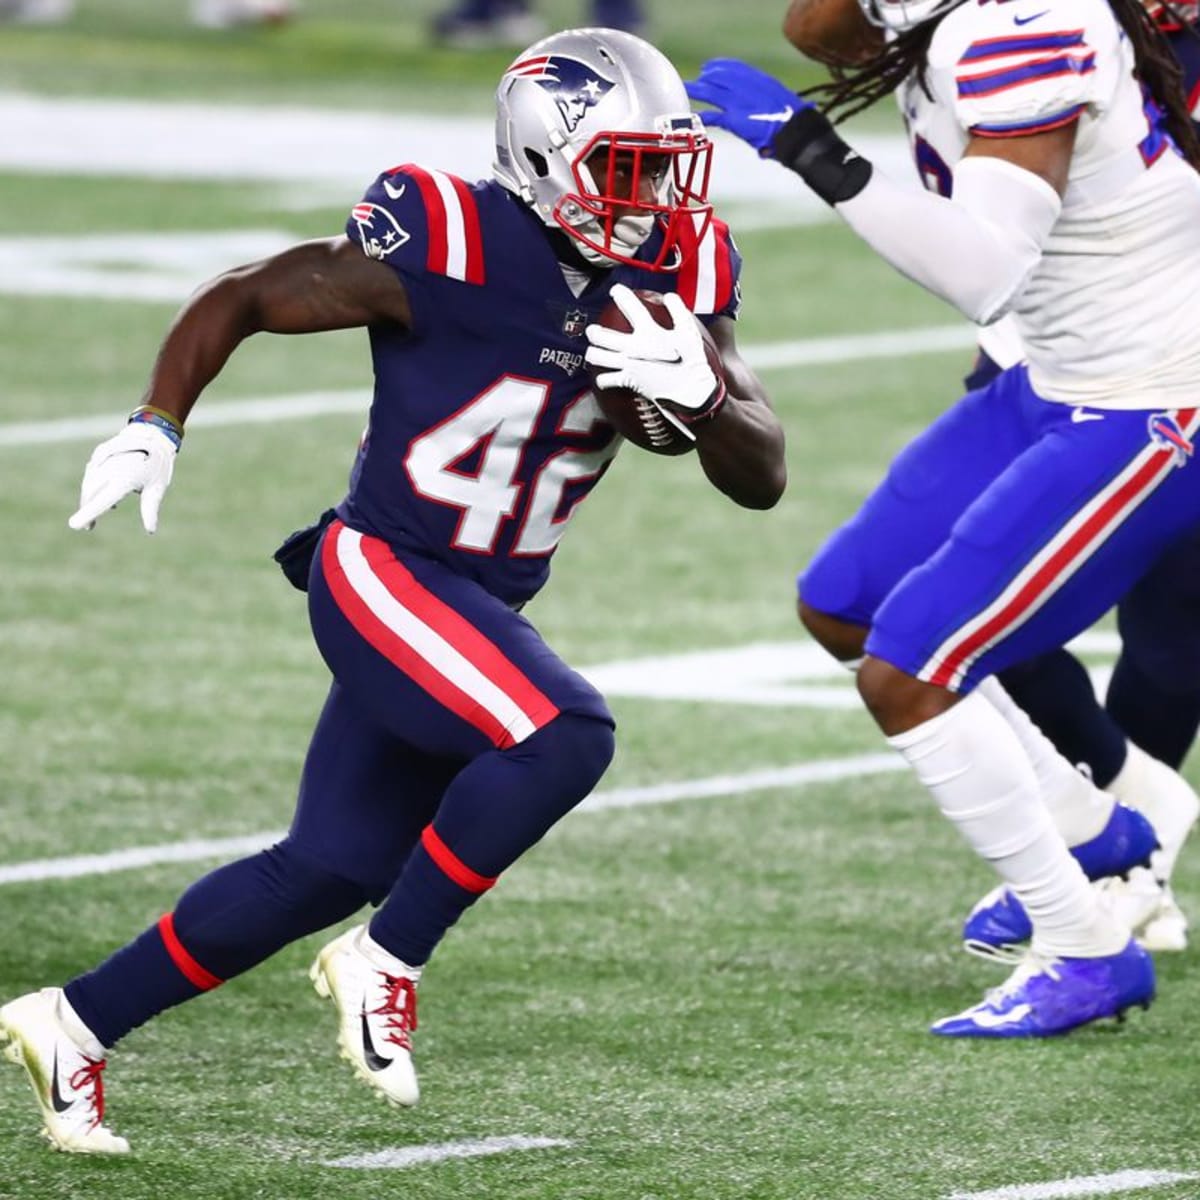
[352,202,410,260]
[505,54,616,132]
[1148,412,1195,467]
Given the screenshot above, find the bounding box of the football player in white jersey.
[685,0,1200,1035]
[781,0,1200,960]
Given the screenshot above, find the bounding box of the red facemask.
[553,129,714,271]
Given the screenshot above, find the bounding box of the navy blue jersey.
[336,164,742,608]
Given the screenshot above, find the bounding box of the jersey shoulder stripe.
[971,102,1087,136]
[956,50,1096,99]
[393,163,487,286]
[676,214,736,315]
[958,28,1085,63]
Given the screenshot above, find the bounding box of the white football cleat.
[1108,742,1199,883]
[1097,868,1189,952]
[0,988,129,1154]
[310,925,421,1107]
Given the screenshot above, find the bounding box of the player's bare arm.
[964,122,1078,198]
[692,315,787,510]
[144,236,411,428]
[67,235,411,534]
[782,0,884,67]
[584,287,786,511]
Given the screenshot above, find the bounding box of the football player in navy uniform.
[685,0,1200,1037]
[0,29,784,1153]
[778,0,1200,957]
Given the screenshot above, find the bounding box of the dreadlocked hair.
[808,21,938,125]
[809,0,1200,172]
[1109,0,1200,169]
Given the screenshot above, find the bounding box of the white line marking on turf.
[0,325,975,450]
[0,752,904,885]
[948,1169,1200,1200]
[324,1134,570,1170]
[576,753,902,813]
[0,390,368,447]
[0,92,919,211]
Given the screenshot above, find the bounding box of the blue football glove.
[684,58,816,157]
[686,57,874,205]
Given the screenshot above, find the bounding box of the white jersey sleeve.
[949,0,1113,137]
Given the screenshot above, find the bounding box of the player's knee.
[856,655,951,733]
[798,530,876,634]
[544,711,616,794]
[797,596,868,662]
[261,839,372,924]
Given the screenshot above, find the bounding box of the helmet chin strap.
[573,212,656,265]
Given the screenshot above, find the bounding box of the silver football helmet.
[493,27,713,271]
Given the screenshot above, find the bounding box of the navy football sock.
[65,841,368,1048]
[998,649,1127,788]
[369,714,614,965]
[1108,652,1200,771]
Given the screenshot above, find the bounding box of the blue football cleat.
[931,939,1155,1038]
[963,885,1033,961]
[1069,801,1159,880]
[962,802,1159,960]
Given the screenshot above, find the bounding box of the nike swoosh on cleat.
[1013,9,1049,22]
[963,1002,1033,1029]
[50,1048,72,1113]
[360,1007,392,1072]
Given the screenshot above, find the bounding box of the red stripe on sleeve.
[399,163,449,276]
[711,216,734,314]
[157,913,223,991]
[674,217,701,309]
[448,174,486,286]
[421,825,497,894]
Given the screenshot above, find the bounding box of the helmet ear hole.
[524,148,550,178]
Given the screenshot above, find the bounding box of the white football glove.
[68,421,179,534]
[585,284,726,422]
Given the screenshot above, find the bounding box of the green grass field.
[1,6,1198,1199]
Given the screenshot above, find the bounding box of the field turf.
[1,6,1197,1199]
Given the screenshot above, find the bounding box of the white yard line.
[0,92,918,209]
[0,325,974,450]
[0,389,368,448]
[948,1170,1200,1200]
[324,1134,570,1170]
[0,752,904,886]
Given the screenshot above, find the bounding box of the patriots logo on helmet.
[506,54,616,133]
[1148,412,1195,469]
[351,202,410,260]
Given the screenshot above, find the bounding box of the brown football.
[588,290,724,457]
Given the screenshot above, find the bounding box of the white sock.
[888,692,1128,958]
[357,926,422,980]
[55,989,107,1060]
[1108,741,1200,880]
[976,676,1113,846]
